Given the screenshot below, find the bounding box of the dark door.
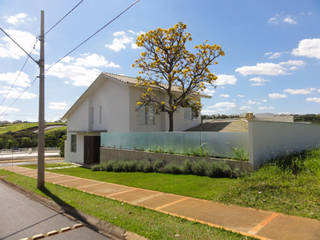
[84,136,100,165]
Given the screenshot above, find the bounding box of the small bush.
[191,160,207,176]
[153,160,165,172]
[182,160,193,174]
[92,159,238,178]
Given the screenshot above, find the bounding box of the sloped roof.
[62,72,211,120]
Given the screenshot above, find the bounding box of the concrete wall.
[254,114,294,123]
[248,120,320,168]
[67,100,89,131]
[90,78,130,132]
[129,86,201,132]
[65,132,84,164]
[100,147,253,173]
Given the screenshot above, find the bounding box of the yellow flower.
[173,106,177,110]
[214,61,218,65]
[136,101,143,106]
[147,87,152,92]
[131,64,135,68]
[161,101,165,105]
[220,51,225,56]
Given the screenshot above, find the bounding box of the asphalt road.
[0,181,109,240]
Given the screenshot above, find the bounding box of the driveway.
[0,181,109,240]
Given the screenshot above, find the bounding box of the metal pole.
[37,10,45,189]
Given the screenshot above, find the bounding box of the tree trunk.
[168,111,174,132]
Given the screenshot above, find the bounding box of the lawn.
[0,122,65,135]
[23,148,320,221]
[0,169,253,240]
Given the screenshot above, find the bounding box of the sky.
[0,0,319,121]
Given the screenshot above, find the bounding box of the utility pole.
[37,10,45,189]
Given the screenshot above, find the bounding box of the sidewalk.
[2,165,320,240]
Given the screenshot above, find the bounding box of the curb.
[0,177,147,240]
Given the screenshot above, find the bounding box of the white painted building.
[62,72,210,164]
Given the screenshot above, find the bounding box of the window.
[138,105,155,125]
[99,106,102,124]
[71,134,77,152]
[184,107,197,120]
[89,107,94,126]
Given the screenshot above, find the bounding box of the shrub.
[182,160,193,174]
[191,160,207,176]
[161,163,182,174]
[153,160,165,172]
[143,161,153,172]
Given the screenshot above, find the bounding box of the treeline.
[0,128,66,149]
[202,114,241,120]
[293,114,320,123]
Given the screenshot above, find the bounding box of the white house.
[62,72,210,164]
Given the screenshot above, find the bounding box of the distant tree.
[132,22,225,131]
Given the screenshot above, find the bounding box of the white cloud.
[292,38,320,59]
[208,101,236,110]
[5,13,28,25]
[46,53,120,86]
[306,97,320,103]
[268,93,287,99]
[49,102,68,110]
[279,60,305,67]
[75,53,120,68]
[284,88,315,95]
[0,105,19,114]
[0,29,39,59]
[249,77,270,86]
[265,52,282,59]
[258,106,274,110]
[235,59,304,76]
[248,100,261,105]
[220,94,230,98]
[237,94,245,98]
[283,16,297,24]
[268,14,297,25]
[105,30,143,52]
[0,71,31,87]
[215,74,237,85]
[235,63,287,76]
[0,86,36,99]
[239,105,251,111]
[201,87,215,96]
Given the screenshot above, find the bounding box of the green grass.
[23,148,320,221]
[0,170,253,240]
[24,162,74,169]
[0,122,65,135]
[45,126,67,134]
[24,163,235,200]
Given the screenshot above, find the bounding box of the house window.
[99,106,102,124]
[138,105,155,125]
[71,134,77,152]
[89,107,94,126]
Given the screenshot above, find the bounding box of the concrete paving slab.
[50,176,79,184]
[81,182,130,196]
[110,188,161,203]
[160,198,270,233]
[257,214,320,240]
[137,193,185,209]
[59,179,99,188]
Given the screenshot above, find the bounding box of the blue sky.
[0,0,319,121]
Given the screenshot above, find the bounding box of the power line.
[0,27,39,64]
[0,39,38,107]
[46,0,141,72]
[45,0,85,35]
[0,76,38,118]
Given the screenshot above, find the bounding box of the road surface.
[0,181,109,240]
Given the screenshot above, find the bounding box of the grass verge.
[0,169,253,240]
[24,148,320,221]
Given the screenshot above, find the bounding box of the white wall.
[65,132,84,164]
[248,120,320,168]
[67,100,89,131]
[90,79,130,132]
[129,86,201,132]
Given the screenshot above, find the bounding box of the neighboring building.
[62,72,210,164]
[253,113,294,123]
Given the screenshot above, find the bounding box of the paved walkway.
[1,166,320,240]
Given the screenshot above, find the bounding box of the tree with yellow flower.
[132,22,224,131]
